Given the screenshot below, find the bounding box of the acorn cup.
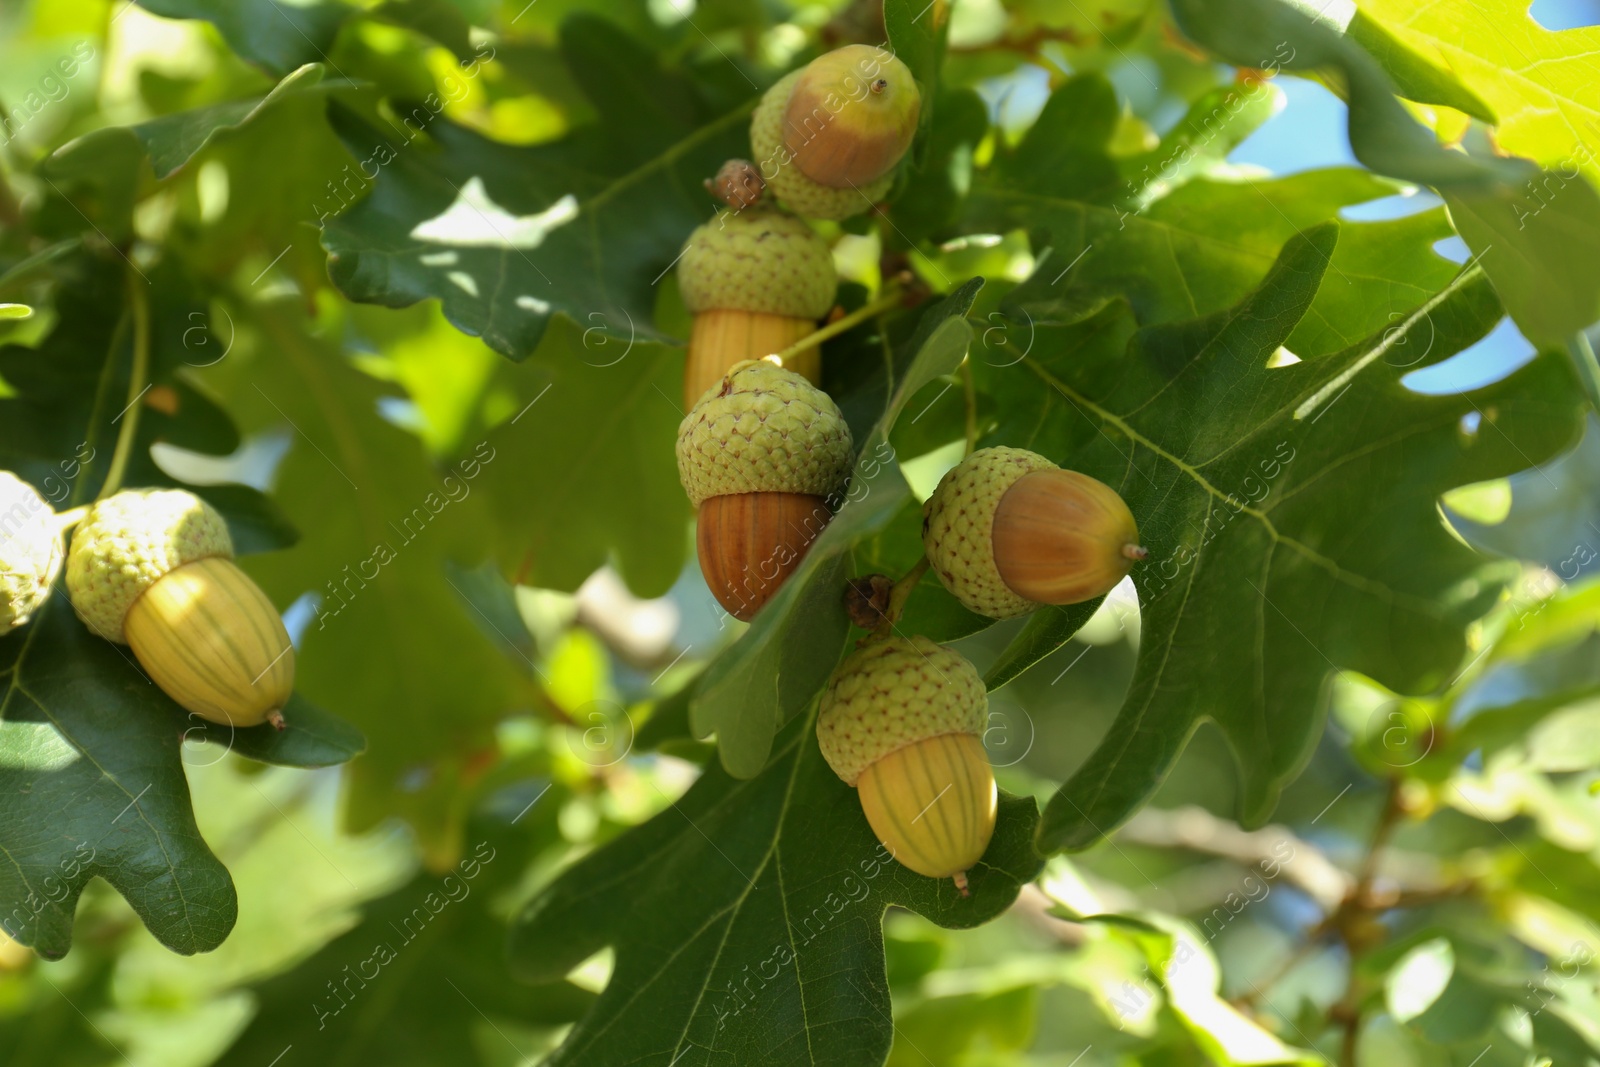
[0,471,64,636]
[66,489,294,729]
[922,446,1145,620]
[676,206,837,411]
[677,360,854,620]
[817,635,996,895]
[752,44,922,220]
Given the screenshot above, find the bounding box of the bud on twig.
[704,159,765,210]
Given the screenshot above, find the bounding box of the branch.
[770,282,907,367]
[872,557,929,639]
[1118,804,1352,911]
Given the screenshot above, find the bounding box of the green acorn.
[677,207,837,409]
[816,635,995,893]
[677,359,853,619]
[751,45,921,220]
[67,489,294,728]
[922,446,1145,619]
[0,472,64,635]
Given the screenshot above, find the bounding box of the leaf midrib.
[563,729,814,1065]
[1023,357,1447,618]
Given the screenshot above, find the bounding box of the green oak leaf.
[473,316,689,597]
[1446,183,1600,348]
[970,79,1462,356]
[214,810,592,1066]
[691,281,984,778]
[0,255,360,955]
[320,16,753,359]
[0,596,362,959]
[885,0,948,153]
[0,253,294,540]
[1168,0,1600,344]
[1343,10,1495,122]
[1449,417,1600,570]
[196,299,531,860]
[1356,0,1599,180]
[976,224,1585,850]
[1083,914,1321,1064]
[135,0,349,77]
[47,63,350,180]
[508,713,1043,1067]
[1118,77,1283,202]
[990,166,1460,356]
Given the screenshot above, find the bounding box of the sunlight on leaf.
[1387,937,1455,1023]
[410,179,580,249]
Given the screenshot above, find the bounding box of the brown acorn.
[677,361,854,619]
[676,206,836,411]
[923,447,1145,619]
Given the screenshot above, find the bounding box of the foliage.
[0,0,1596,1064]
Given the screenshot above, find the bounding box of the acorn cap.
[817,634,988,787]
[922,446,1055,619]
[0,472,64,635]
[66,488,233,643]
[677,208,837,320]
[751,70,894,221]
[677,360,854,508]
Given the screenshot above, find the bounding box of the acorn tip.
[266,708,287,731]
[1122,543,1149,561]
[952,870,970,897]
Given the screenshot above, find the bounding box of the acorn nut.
[752,45,921,220]
[817,635,996,894]
[677,360,853,620]
[66,488,294,729]
[922,446,1144,619]
[676,207,837,410]
[0,471,64,636]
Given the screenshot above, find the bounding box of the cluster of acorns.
[673,48,1146,892]
[675,43,923,617]
[0,473,294,729]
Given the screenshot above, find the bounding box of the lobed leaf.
[510,713,1043,1066]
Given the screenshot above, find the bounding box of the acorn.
[66,489,294,729]
[752,45,921,220]
[677,360,853,620]
[0,472,64,636]
[817,635,995,894]
[676,206,837,410]
[922,446,1145,619]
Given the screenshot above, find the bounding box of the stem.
[960,357,977,456]
[71,311,131,506]
[1340,1014,1360,1067]
[99,271,151,501]
[873,556,930,638]
[770,286,905,366]
[1335,777,1406,1066]
[1354,777,1403,897]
